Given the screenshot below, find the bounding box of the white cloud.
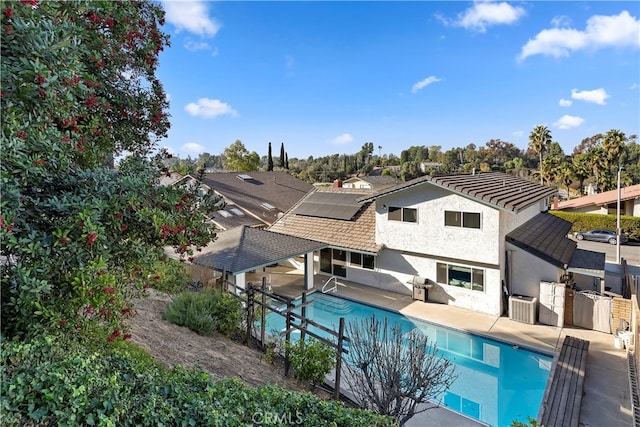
[162,0,221,37]
[571,88,609,105]
[454,1,526,33]
[331,133,354,145]
[630,83,639,90]
[182,142,205,153]
[184,39,211,52]
[519,11,640,60]
[411,76,442,94]
[512,130,524,138]
[554,115,585,130]
[559,98,572,107]
[551,15,571,28]
[185,98,238,118]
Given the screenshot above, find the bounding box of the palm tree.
[601,129,626,190]
[529,125,552,185]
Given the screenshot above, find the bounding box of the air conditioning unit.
[509,295,537,325]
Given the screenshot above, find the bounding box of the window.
[350,252,375,270]
[388,206,417,223]
[437,262,484,291]
[445,210,481,229]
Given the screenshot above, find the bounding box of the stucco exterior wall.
[506,242,561,297]
[375,185,503,265]
[373,249,503,316]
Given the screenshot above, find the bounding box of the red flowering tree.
[1,0,216,341]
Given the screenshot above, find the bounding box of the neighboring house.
[270,172,606,317]
[159,171,184,187]
[554,184,640,216]
[341,175,401,190]
[176,171,314,231]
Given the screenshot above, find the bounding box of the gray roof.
[359,172,558,213]
[506,212,576,268]
[193,226,326,274]
[200,171,314,227]
[567,249,606,279]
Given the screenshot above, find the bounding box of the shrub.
[163,289,241,336]
[150,258,190,295]
[1,334,397,427]
[551,211,640,241]
[285,337,336,385]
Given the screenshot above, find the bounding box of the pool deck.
[249,268,632,426]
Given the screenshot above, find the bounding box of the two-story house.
[270,172,605,317]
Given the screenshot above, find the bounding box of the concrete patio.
[247,266,633,427]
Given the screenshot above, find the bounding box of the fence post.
[284,296,293,377]
[245,284,254,346]
[260,277,266,350]
[300,292,307,342]
[334,317,345,400]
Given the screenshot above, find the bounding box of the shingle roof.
[555,184,640,210]
[268,187,381,254]
[193,225,326,274]
[200,171,314,226]
[359,172,557,213]
[506,212,576,268]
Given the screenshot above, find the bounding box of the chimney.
[553,196,558,210]
[333,179,343,188]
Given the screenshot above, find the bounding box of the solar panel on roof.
[293,192,362,220]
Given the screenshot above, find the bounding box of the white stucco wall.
[375,185,503,265]
[373,249,503,316]
[505,242,561,297]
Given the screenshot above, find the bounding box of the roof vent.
[237,174,252,181]
[229,208,245,216]
[261,202,276,211]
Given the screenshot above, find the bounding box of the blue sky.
[157,1,639,161]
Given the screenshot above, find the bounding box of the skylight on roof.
[237,174,253,181]
[230,208,245,216]
[218,210,232,218]
[261,202,276,211]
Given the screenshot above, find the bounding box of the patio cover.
[566,249,606,279]
[193,225,327,275]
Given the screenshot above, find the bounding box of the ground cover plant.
[0,335,397,426]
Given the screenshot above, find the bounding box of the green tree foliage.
[223,140,260,172]
[529,125,552,184]
[279,142,286,168]
[267,142,274,171]
[1,0,215,340]
[599,129,626,191]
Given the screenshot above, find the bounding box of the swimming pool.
[265,292,552,427]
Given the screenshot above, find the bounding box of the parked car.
[573,229,628,245]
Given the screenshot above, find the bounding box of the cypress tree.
[279,143,285,168]
[285,152,289,170]
[267,142,274,171]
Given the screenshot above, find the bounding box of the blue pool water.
[265,292,552,427]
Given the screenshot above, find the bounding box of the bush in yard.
[285,337,336,385]
[163,289,242,336]
[1,0,217,341]
[150,258,190,295]
[0,334,397,427]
